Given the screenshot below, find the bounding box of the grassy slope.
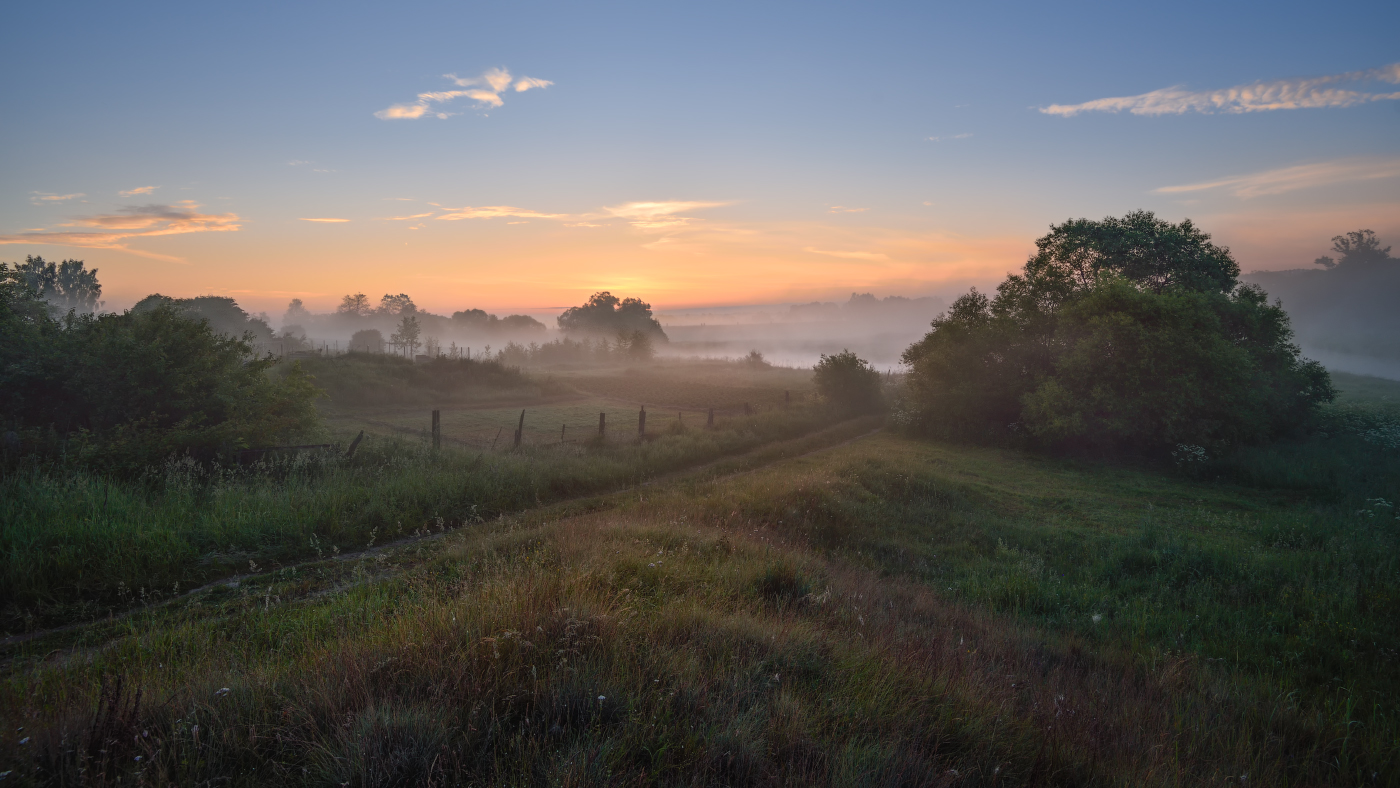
[3,430,1396,786]
[0,406,859,632]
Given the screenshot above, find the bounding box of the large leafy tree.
[901,212,1331,454]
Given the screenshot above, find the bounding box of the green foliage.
[1019,280,1333,452]
[557,291,668,340]
[901,212,1331,453]
[813,350,883,414]
[1,268,321,472]
[132,293,274,343]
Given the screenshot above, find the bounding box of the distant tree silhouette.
[283,298,310,325]
[337,293,373,316]
[377,293,417,316]
[391,314,422,356]
[13,255,102,314]
[557,291,667,340]
[349,328,384,353]
[1313,229,1393,270]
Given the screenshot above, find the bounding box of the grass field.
[3,423,1398,785]
[0,358,843,634]
[2,370,1398,785]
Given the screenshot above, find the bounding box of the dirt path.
[0,421,881,654]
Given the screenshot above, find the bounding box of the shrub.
[1,266,321,472]
[813,350,883,414]
[900,212,1333,453]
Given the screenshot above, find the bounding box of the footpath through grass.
[2,427,1397,785]
[0,405,856,633]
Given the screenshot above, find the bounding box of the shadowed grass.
[2,429,1397,785]
[0,405,865,631]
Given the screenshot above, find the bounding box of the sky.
[2,0,1398,317]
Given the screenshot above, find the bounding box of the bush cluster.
[1,263,321,473]
[900,211,1333,453]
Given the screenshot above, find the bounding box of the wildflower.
[1092,614,1102,624]
[597,695,606,702]
[18,738,28,745]
[215,687,231,698]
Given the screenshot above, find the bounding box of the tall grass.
[0,406,850,631]
[3,432,1393,785]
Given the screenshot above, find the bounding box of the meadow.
[1,362,1398,786]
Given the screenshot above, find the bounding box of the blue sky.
[3,0,1397,314]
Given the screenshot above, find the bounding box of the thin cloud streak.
[119,186,159,196]
[29,193,85,204]
[804,247,889,261]
[0,202,241,261]
[1155,157,1400,198]
[436,206,569,221]
[1042,62,1400,116]
[299,217,350,223]
[376,68,552,120]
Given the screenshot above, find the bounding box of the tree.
[378,293,416,316]
[814,350,883,414]
[132,294,274,344]
[1,265,320,471]
[337,293,373,316]
[13,255,102,314]
[349,328,384,353]
[557,291,667,340]
[283,298,311,326]
[1313,229,1393,270]
[391,314,422,357]
[1018,279,1332,452]
[625,329,655,360]
[901,212,1331,453]
[1014,211,1239,301]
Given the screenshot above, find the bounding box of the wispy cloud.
[604,201,728,229]
[1043,63,1400,117]
[299,217,350,223]
[803,247,889,261]
[926,133,972,141]
[29,192,85,204]
[828,206,868,213]
[1155,156,1400,198]
[381,212,435,221]
[436,205,569,221]
[375,67,552,119]
[119,185,159,196]
[0,201,240,261]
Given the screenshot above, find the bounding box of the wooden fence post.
[431,410,441,450]
[514,409,525,448]
[598,412,606,437]
[638,406,646,437]
[785,390,790,408]
[345,430,365,458]
[707,408,714,429]
[744,402,752,415]
[561,423,566,442]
